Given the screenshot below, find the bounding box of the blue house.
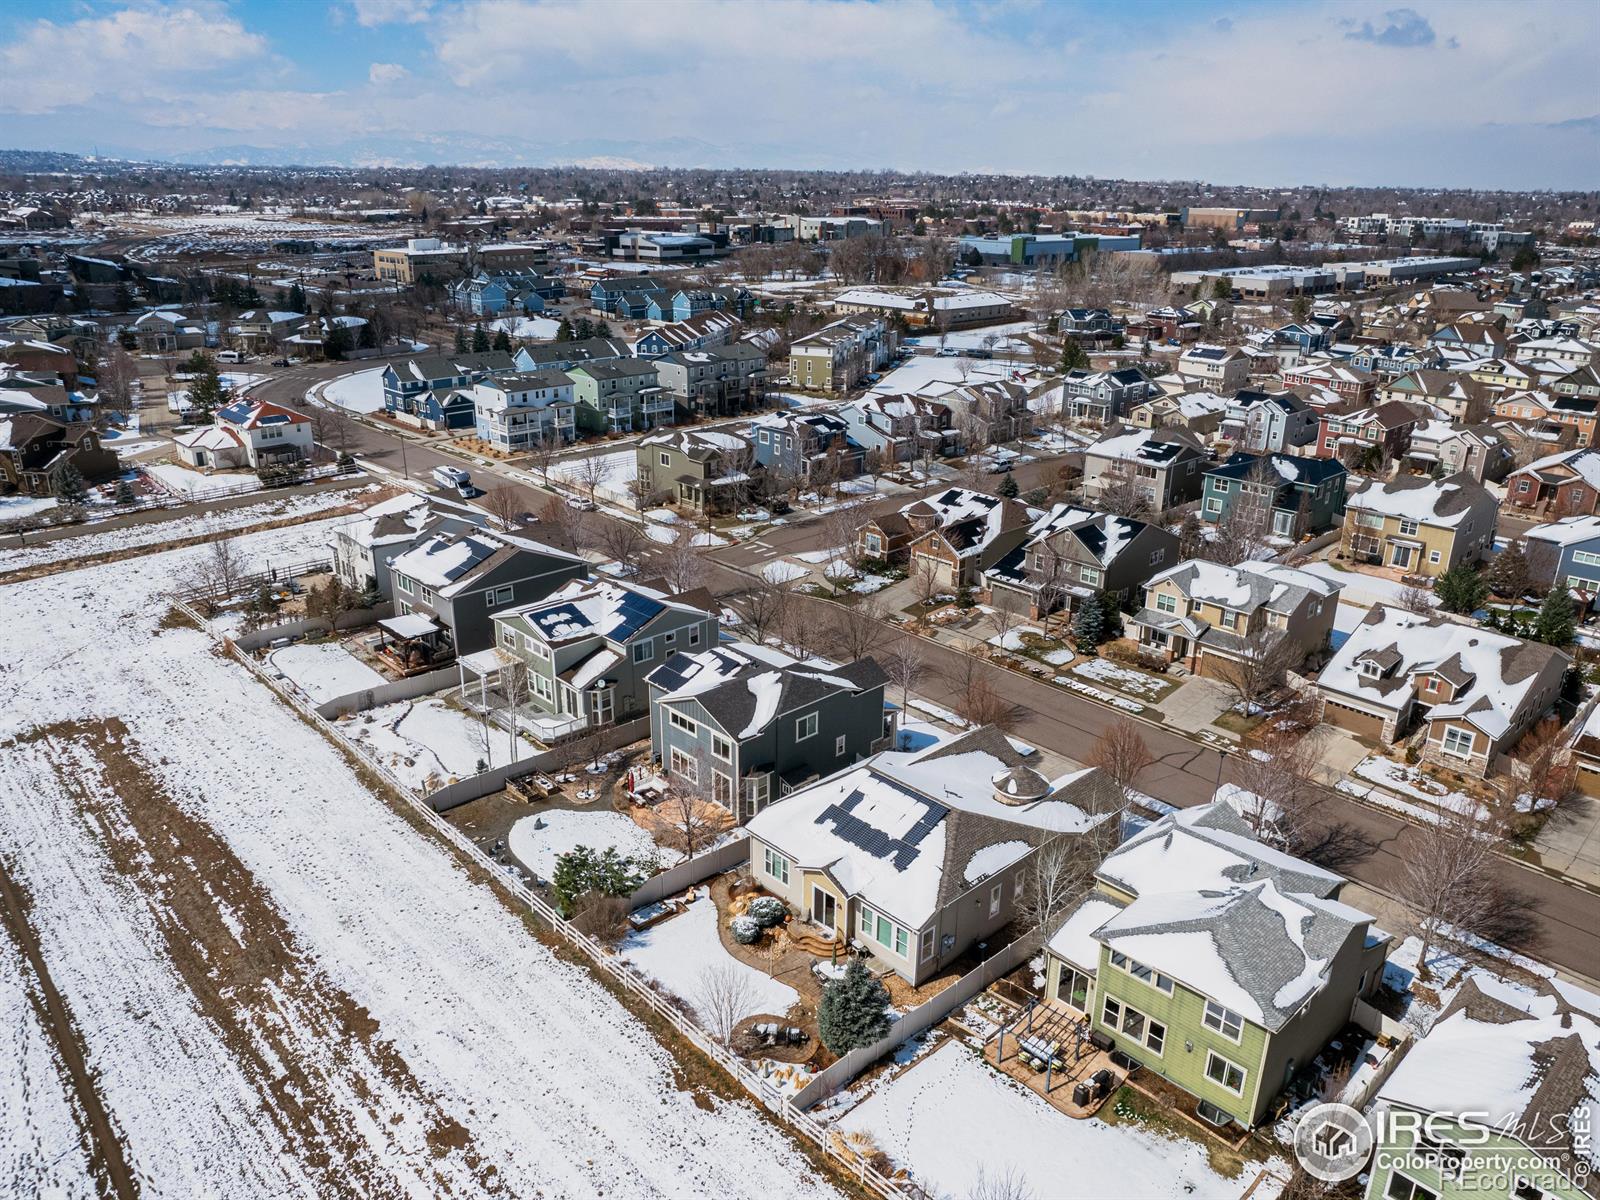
[1524,515,1600,604]
[381,351,516,429]
[589,277,668,319]
[1270,322,1329,354]
[751,410,864,480]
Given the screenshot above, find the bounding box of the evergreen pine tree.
[454,327,469,353]
[186,357,226,423]
[817,959,891,1054]
[115,477,137,505]
[52,463,86,505]
[287,281,306,312]
[1060,342,1090,372]
[1484,544,1529,599]
[492,328,512,352]
[1533,587,1577,647]
[997,471,1019,499]
[574,317,595,340]
[359,319,378,349]
[593,320,612,338]
[1433,565,1488,614]
[555,317,574,342]
[472,323,490,353]
[1073,598,1105,650]
[1096,591,1124,641]
[324,322,351,361]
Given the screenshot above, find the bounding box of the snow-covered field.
[0,493,57,519]
[837,1041,1271,1200]
[0,484,379,576]
[265,641,385,705]
[143,461,240,497]
[0,934,97,1199]
[490,315,561,340]
[1300,561,1434,609]
[340,695,540,791]
[866,356,1039,400]
[508,808,662,881]
[319,367,386,414]
[0,519,843,1198]
[620,891,800,1025]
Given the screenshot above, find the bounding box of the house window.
[486,585,514,607]
[894,926,909,957]
[1155,593,1177,614]
[1149,549,1164,565]
[633,639,655,663]
[763,847,790,885]
[1384,1174,1439,1200]
[668,746,698,783]
[1398,519,1420,536]
[796,712,818,741]
[1203,1001,1244,1041]
[1204,1052,1247,1095]
[1102,996,1122,1029]
[397,574,415,594]
[1220,611,1237,630]
[659,452,671,466]
[687,625,702,647]
[1145,1021,1166,1055]
[1080,566,1102,586]
[1441,726,1476,759]
[711,734,732,762]
[1205,497,1223,514]
[988,881,1002,917]
[920,926,935,962]
[668,710,698,736]
[835,734,847,757]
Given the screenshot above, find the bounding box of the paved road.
[243,358,1600,979]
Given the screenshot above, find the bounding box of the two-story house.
[647,643,891,817]
[748,726,1121,983]
[1201,452,1348,540]
[513,336,632,374]
[387,528,588,655]
[654,343,767,421]
[1218,389,1319,453]
[175,398,314,471]
[631,310,742,358]
[635,427,755,514]
[1082,427,1209,513]
[568,359,667,434]
[984,503,1179,621]
[0,413,118,496]
[489,579,717,732]
[839,394,958,463]
[230,310,306,354]
[382,351,516,430]
[944,379,1031,446]
[1127,391,1228,438]
[1129,559,1339,678]
[1060,367,1156,425]
[130,308,206,353]
[1378,369,1492,424]
[1402,420,1513,483]
[1317,605,1569,776]
[1315,400,1424,468]
[1178,344,1250,392]
[470,370,577,450]
[1043,798,1387,1129]
[750,410,863,481]
[1279,360,1376,405]
[1341,472,1498,576]
[854,486,1020,581]
[1504,447,1600,518]
[1522,514,1600,595]
[329,491,487,601]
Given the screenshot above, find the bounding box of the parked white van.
[431,465,471,490]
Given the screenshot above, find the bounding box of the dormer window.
[1359,660,1381,679]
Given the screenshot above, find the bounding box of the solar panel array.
[816,778,947,873]
[605,590,665,641]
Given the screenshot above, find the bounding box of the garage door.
[1321,698,1387,740]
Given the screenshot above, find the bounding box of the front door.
[810,886,837,933]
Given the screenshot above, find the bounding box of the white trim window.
[668,710,698,736]
[485,585,514,607]
[1202,1000,1244,1041]
[668,746,699,783]
[1204,1051,1247,1096]
[988,881,1002,917]
[920,926,936,963]
[632,639,655,664]
[835,733,847,757]
[762,847,790,885]
[1108,950,1174,995]
[711,734,732,762]
[796,712,818,741]
[1440,726,1476,758]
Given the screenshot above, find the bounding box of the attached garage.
[1320,696,1388,740]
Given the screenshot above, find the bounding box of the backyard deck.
[985,999,1124,1119]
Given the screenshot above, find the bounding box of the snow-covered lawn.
[0,520,843,1198]
[552,448,639,487]
[837,1041,1268,1200]
[1070,657,1171,701]
[0,484,379,576]
[508,809,662,881]
[490,315,560,340]
[1300,561,1434,609]
[143,461,250,497]
[319,367,386,414]
[620,890,800,1025]
[762,560,811,584]
[341,696,539,791]
[265,641,386,705]
[0,934,97,1198]
[1343,755,1489,821]
[866,356,1039,400]
[0,493,57,519]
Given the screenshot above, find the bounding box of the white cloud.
[369,62,410,85]
[0,4,269,115]
[349,0,434,27]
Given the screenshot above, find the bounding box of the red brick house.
[1280,361,1376,406]
[1504,447,1600,518]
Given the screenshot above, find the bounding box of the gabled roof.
[216,399,310,429]
[388,528,584,598]
[1205,451,1346,488]
[1146,558,1337,615]
[498,578,709,647]
[649,644,886,741]
[1346,470,1494,527]
[1086,425,1204,467]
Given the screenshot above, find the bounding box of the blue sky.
[2,0,1595,188]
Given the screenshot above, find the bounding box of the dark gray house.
[985,503,1180,621]
[330,491,488,602]
[750,410,864,480]
[387,529,588,655]
[654,343,768,420]
[1061,367,1155,424]
[488,578,717,731]
[513,336,632,373]
[646,644,892,819]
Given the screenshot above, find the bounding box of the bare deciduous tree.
[499,658,533,761]
[659,527,706,594]
[596,516,646,575]
[880,640,928,712]
[966,1162,1036,1200]
[1395,807,1506,982]
[572,452,614,505]
[739,576,793,644]
[483,486,524,530]
[1398,584,1435,615]
[180,536,249,612]
[830,596,888,662]
[1093,464,1155,520]
[944,657,1027,733]
[1086,718,1153,806]
[1214,630,1299,714]
[527,433,560,485]
[696,964,758,1047]
[537,493,588,553]
[1228,729,1327,853]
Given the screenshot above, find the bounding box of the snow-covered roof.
[1146,558,1336,615]
[388,529,582,597]
[746,727,1117,927]
[1525,514,1600,549]
[648,644,886,741]
[1046,895,1124,971]
[499,578,706,647]
[1346,471,1493,528]
[1319,605,1568,737]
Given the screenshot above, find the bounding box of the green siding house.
[1043,799,1390,1128]
[1201,452,1349,541]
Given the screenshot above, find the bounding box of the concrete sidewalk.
[1532,795,1600,890]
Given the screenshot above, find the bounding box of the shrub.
[745,896,787,928]
[818,959,892,1054]
[730,914,762,944]
[550,845,648,918]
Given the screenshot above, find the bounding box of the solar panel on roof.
[816,780,947,872]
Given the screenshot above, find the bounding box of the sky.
[1,0,1596,188]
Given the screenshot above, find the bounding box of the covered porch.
[983,998,1126,1119]
[376,613,454,674]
